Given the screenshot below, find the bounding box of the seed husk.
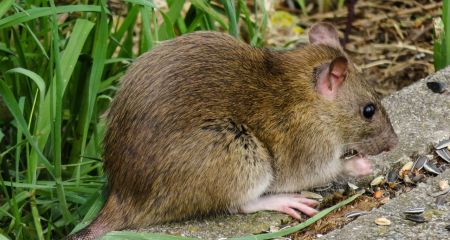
[404,214,426,223]
[435,193,449,206]
[430,188,450,197]
[423,161,442,175]
[314,183,333,192]
[412,174,426,183]
[412,155,428,171]
[399,161,414,178]
[386,170,399,183]
[345,211,369,218]
[403,207,425,214]
[436,148,450,163]
[300,191,323,201]
[436,139,450,150]
[426,81,447,93]
[347,182,359,190]
[439,180,449,191]
[371,175,385,186]
[375,217,391,226]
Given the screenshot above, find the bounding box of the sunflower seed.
[375,217,391,226]
[412,155,428,171]
[436,139,450,150]
[430,188,450,197]
[300,191,323,201]
[386,170,399,183]
[347,182,359,190]
[436,193,449,206]
[403,207,425,214]
[405,214,426,223]
[423,161,442,175]
[426,81,447,93]
[346,211,369,218]
[445,225,450,231]
[436,148,450,163]
[314,183,333,192]
[399,161,414,178]
[371,176,385,186]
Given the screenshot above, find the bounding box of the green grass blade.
[223,0,239,37]
[158,0,185,40]
[0,80,55,176]
[122,0,157,8]
[443,0,450,66]
[191,0,227,29]
[49,0,72,222]
[6,68,46,105]
[30,192,44,240]
[29,18,94,183]
[0,5,101,29]
[140,6,153,52]
[75,2,108,184]
[231,191,364,240]
[0,0,13,19]
[160,11,176,39]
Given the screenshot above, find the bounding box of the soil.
[270,0,441,97]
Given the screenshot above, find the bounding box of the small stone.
[375,217,391,226]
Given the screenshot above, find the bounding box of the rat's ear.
[308,22,341,48]
[316,56,348,100]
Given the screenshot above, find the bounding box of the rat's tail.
[67,196,126,240]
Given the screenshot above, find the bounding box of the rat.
[68,22,398,239]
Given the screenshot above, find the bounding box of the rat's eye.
[362,103,376,119]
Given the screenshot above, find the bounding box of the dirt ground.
[269,0,441,97]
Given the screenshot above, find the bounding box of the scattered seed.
[412,155,428,171]
[403,207,425,214]
[371,175,385,186]
[436,148,450,163]
[436,139,450,150]
[404,174,415,184]
[435,193,449,206]
[345,211,369,218]
[374,190,384,199]
[375,217,391,226]
[423,161,442,175]
[439,180,449,191]
[347,182,359,190]
[386,169,399,183]
[300,191,323,201]
[314,183,333,192]
[412,174,426,183]
[404,214,426,223]
[426,81,447,93]
[399,161,414,178]
[430,188,450,197]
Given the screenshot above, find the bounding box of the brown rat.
[68,23,398,239]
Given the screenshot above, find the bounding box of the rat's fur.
[69,25,397,240]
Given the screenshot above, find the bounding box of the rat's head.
[307,23,398,158]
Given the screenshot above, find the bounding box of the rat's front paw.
[240,194,319,219]
[344,156,373,177]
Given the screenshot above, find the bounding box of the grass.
[434,0,450,70]
[0,1,268,239]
